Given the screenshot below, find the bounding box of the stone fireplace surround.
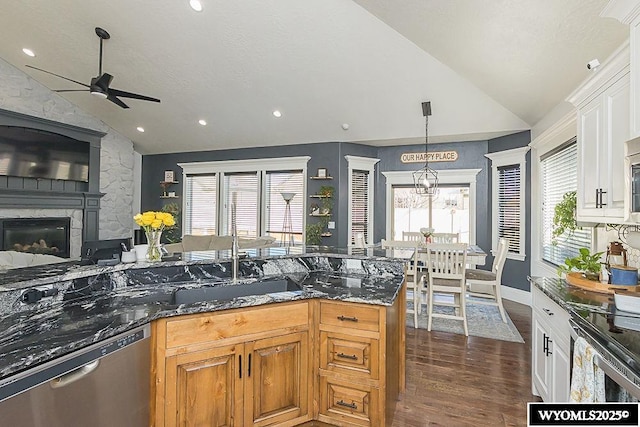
[0,109,104,258]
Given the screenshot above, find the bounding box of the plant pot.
[582,272,600,281]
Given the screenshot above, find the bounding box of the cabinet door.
[603,75,630,219]
[532,316,551,402]
[165,344,243,427]
[244,331,310,427]
[551,342,571,402]
[577,96,603,219]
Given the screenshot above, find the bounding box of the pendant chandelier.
[412,101,438,197]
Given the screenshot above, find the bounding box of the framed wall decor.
[317,168,327,178]
[164,170,175,182]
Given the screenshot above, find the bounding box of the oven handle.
[570,322,640,401]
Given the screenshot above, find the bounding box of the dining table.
[381,244,488,267]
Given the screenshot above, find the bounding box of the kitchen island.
[0,247,406,426]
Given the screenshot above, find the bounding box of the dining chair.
[425,243,469,336]
[430,232,459,243]
[381,239,424,325]
[402,231,424,243]
[465,238,509,323]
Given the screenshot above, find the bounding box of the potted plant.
[557,247,605,281]
[318,185,334,214]
[305,222,325,245]
[552,191,577,245]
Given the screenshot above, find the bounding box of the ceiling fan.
[26,27,160,109]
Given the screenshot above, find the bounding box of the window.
[345,156,379,246]
[184,174,217,235]
[541,140,591,265]
[265,171,304,244]
[498,165,521,253]
[486,147,529,261]
[179,156,310,241]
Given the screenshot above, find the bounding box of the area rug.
[407,296,524,343]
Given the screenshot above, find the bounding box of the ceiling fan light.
[189,0,203,12]
[90,89,108,99]
[22,48,35,57]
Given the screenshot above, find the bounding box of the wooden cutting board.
[565,272,640,294]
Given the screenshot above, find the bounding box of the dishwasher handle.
[49,360,100,389]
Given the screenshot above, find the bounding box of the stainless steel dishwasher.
[0,324,150,427]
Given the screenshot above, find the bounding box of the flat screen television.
[0,125,90,182]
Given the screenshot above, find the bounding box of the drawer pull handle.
[337,315,359,322]
[337,352,358,360]
[543,308,554,316]
[336,400,358,410]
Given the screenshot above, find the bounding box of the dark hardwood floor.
[302,299,540,427]
[391,299,540,426]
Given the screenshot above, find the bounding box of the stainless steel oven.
[570,315,640,401]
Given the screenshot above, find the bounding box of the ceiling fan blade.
[55,89,89,93]
[107,94,129,109]
[109,88,161,103]
[25,65,89,88]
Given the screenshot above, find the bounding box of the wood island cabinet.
[152,301,313,427]
[151,286,405,427]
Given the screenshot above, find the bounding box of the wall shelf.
[160,181,179,185]
[320,232,332,237]
[160,195,180,199]
[309,213,331,217]
[309,194,331,198]
[310,176,333,180]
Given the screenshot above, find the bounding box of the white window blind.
[498,164,521,253]
[265,171,304,243]
[224,173,258,238]
[184,174,217,235]
[541,140,591,265]
[351,170,369,244]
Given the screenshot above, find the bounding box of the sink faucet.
[231,203,239,283]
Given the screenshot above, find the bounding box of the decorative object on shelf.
[317,168,327,178]
[557,247,605,281]
[164,170,175,182]
[280,192,296,247]
[412,101,438,197]
[551,191,577,245]
[133,211,175,261]
[309,203,320,215]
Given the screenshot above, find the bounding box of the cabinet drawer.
[532,287,570,345]
[320,331,379,379]
[164,302,309,348]
[319,375,379,427]
[320,301,379,332]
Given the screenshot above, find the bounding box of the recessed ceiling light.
[136,127,145,133]
[189,0,203,12]
[198,119,207,126]
[22,48,35,57]
[273,110,282,118]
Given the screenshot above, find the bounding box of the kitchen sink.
[171,278,302,305]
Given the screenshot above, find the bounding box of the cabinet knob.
[337,315,358,322]
[543,308,554,316]
[336,352,358,360]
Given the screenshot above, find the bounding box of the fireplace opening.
[0,218,71,258]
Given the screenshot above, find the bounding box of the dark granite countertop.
[530,276,640,376]
[0,249,405,382]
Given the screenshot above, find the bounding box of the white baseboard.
[501,285,531,306]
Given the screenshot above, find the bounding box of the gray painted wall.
[142,131,532,290]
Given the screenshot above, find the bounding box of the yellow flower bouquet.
[134,211,176,261]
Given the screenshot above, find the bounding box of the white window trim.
[178,156,311,236]
[530,111,580,277]
[485,147,529,262]
[381,169,481,245]
[345,155,379,246]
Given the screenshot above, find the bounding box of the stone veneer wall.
[0,209,83,258]
[0,58,134,240]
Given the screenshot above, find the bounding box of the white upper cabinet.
[567,42,630,223]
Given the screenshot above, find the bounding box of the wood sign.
[400,151,458,163]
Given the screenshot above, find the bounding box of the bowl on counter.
[614,290,640,315]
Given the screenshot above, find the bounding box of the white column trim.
[381,169,481,244]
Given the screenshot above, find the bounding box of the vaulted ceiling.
[0,0,629,154]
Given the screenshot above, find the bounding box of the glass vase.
[145,229,163,262]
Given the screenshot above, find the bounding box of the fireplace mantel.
[0,108,105,242]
